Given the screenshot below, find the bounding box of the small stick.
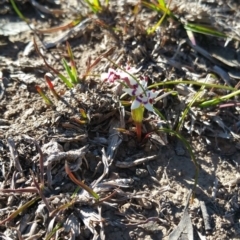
[0,188,38,193]
[24,136,44,186]
[116,155,158,168]
[30,169,52,213]
[200,201,211,232]
[7,138,23,173]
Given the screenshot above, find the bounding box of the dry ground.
[0,1,240,239]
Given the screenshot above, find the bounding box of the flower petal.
[100,72,108,82]
[136,94,148,104]
[144,102,155,112]
[122,84,144,96]
[139,79,148,89]
[131,99,141,110]
[119,72,136,87]
[108,69,121,83]
[148,90,161,98]
[122,87,135,95]
[134,85,145,96]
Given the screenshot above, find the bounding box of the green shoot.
[83,0,102,13]
[184,23,227,39]
[153,107,167,122]
[142,0,175,18]
[177,85,206,131]
[45,223,62,240]
[44,74,60,99]
[0,197,40,225]
[199,88,240,108]
[147,6,168,34]
[71,109,89,125]
[37,19,82,33]
[66,41,78,83]
[35,86,53,105]
[50,198,76,218]
[141,0,178,36]
[79,108,88,120]
[65,162,99,200]
[62,58,78,84]
[120,100,131,107]
[72,118,88,125]
[9,0,29,23]
[148,80,237,91]
[56,71,74,88]
[33,37,74,89]
[142,0,229,40]
[158,0,166,7]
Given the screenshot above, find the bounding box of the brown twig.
[30,169,52,212]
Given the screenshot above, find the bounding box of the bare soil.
[0,1,240,240]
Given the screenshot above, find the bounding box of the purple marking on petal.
[132,84,139,95]
[108,72,120,83]
[136,96,142,103]
[136,95,148,104]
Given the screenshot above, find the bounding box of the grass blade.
[147,9,167,34]
[158,0,166,7]
[62,58,77,84]
[66,42,78,83]
[50,199,76,218]
[93,0,101,9]
[0,197,40,225]
[65,161,99,200]
[177,86,205,131]
[148,80,236,91]
[45,223,62,240]
[33,37,74,88]
[45,74,60,99]
[37,19,82,33]
[199,89,240,108]
[184,23,227,38]
[57,72,74,88]
[83,0,102,13]
[35,86,53,105]
[142,1,176,19]
[9,0,29,23]
[153,107,167,122]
